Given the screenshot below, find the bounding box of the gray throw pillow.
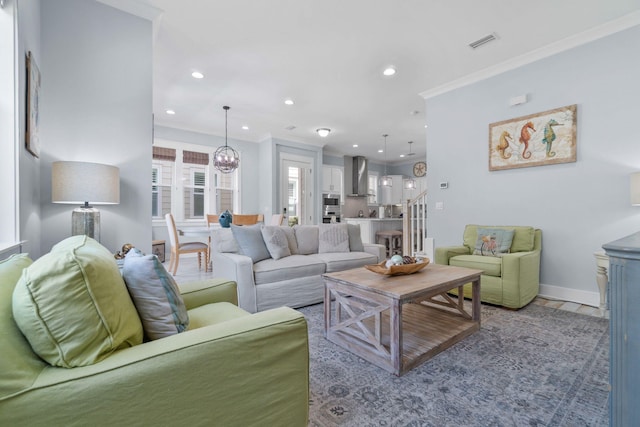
[231,224,271,263]
[294,225,319,255]
[280,226,299,255]
[211,228,239,253]
[122,248,189,340]
[347,223,364,252]
[318,223,350,253]
[261,226,291,260]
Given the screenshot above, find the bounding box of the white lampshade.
[52,161,120,241]
[631,172,640,206]
[52,161,120,205]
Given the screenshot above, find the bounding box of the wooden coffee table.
[323,263,482,376]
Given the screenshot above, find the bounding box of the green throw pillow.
[12,236,143,367]
[472,227,515,257]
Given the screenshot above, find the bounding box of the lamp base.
[72,207,100,241]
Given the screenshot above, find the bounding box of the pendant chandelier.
[381,134,392,187]
[404,141,416,189]
[213,105,239,173]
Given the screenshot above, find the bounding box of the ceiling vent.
[284,125,296,131]
[468,33,498,49]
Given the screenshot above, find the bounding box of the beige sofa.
[210,224,385,313]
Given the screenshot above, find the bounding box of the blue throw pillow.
[231,224,271,263]
[472,227,515,257]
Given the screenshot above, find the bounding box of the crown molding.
[420,10,640,100]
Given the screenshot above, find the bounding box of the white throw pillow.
[318,223,350,253]
[261,226,291,260]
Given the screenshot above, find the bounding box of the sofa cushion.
[122,248,189,340]
[187,301,250,330]
[211,228,240,253]
[0,253,46,400]
[294,225,319,255]
[12,236,143,368]
[253,255,326,285]
[318,223,350,253]
[261,226,291,260]
[347,224,364,252]
[450,254,502,277]
[472,227,515,257]
[313,251,378,273]
[463,225,535,253]
[231,224,271,262]
[280,226,299,255]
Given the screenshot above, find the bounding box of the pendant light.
[381,134,392,187]
[213,105,239,173]
[404,141,416,189]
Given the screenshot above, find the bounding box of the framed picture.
[489,104,577,171]
[26,51,41,158]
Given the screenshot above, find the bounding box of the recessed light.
[378,149,383,153]
[400,154,405,158]
[191,71,204,79]
[383,66,396,76]
[165,109,176,115]
[424,124,428,128]
[241,125,249,130]
[284,99,294,105]
[353,144,358,148]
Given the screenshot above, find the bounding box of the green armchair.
[435,225,542,309]
[0,253,309,426]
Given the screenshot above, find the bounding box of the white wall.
[425,25,640,305]
[38,0,153,254]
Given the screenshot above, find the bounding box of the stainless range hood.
[345,155,369,196]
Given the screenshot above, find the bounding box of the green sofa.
[0,249,309,426]
[435,225,542,309]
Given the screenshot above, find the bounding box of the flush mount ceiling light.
[165,109,176,115]
[383,66,397,76]
[381,134,392,187]
[213,106,239,174]
[284,99,294,105]
[191,71,204,79]
[316,128,331,137]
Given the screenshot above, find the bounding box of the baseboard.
[538,283,601,308]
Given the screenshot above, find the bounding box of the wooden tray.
[364,258,430,276]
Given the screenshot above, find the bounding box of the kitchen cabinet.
[380,175,406,205]
[322,166,343,198]
[344,218,402,246]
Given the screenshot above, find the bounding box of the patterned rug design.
[298,302,609,426]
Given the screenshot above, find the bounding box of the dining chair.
[232,214,259,225]
[270,214,284,226]
[206,214,219,266]
[165,213,209,275]
[257,214,264,223]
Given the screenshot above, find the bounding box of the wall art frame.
[489,104,577,171]
[26,51,41,158]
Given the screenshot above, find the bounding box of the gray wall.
[425,25,640,304]
[38,0,153,254]
[17,0,41,258]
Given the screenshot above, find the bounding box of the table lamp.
[52,161,120,242]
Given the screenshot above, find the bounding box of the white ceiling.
[134,0,640,164]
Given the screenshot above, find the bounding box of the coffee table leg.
[471,278,480,322]
[390,299,403,375]
[324,280,331,337]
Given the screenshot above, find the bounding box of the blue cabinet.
[603,232,640,426]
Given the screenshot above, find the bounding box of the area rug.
[298,302,609,426]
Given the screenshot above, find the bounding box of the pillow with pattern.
[472,227,515,257]
[318,223,350,253]
[261,226,291,260]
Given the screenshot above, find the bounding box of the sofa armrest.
[178,278,238,310]
[211,252,258,313]
[363,243,386,262]
[1,307,309,427]
[435,245,470,265]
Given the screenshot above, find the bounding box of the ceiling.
[136,0,640,164]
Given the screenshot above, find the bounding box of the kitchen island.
[344,218,403,245]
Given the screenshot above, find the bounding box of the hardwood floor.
[168,255,607,319]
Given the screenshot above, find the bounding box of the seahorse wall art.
[488,104,577,171]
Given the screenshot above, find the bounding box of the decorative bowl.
[364,258,430,276]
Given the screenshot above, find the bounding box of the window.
[368,173,379,204]
[152,141,240,222]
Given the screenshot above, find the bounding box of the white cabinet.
[322,166,343,198]
[380,175,406,205]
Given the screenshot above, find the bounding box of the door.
[280,155,315,225]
